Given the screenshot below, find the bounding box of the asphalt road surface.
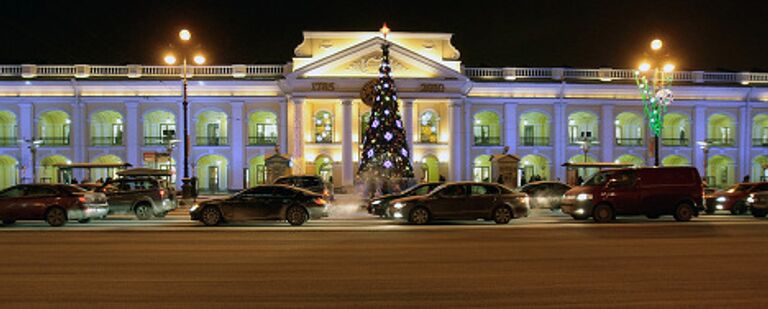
[1,214,768,308]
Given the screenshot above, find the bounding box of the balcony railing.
[568,137,599,145]
[249,136,278,146]
[40,136,69,146]
[144,136,176,146]
[91,136,122,146]
[462,67,768,85]
[705,138,735,147]
[615,138,643,146]
[753,138,768,147]
[2,64,285,79]
[420,134,439,144]
[196,136,228,146]
[0,137,18,147]
[474,136,501,146]
[519,136,550,146]
[661,138,689,146]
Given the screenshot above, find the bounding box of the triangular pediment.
[288,37,467,80]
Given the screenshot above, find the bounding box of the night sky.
[1,0,766,71]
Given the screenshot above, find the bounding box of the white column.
[738,105,749,180]
[464,100,472,180]
[71,102,87,180]
[693,106,707,174]
[279,98,288,153]
[601,105,614,162]
[292,97,305,174]
[230,101,245,190]
[341,99,354,188]
[402,99,414,155]
[504,102,518,154]
[19,103,33,183]
[554,102,567,181]
[449,99,463,181]
[125,101,140,167]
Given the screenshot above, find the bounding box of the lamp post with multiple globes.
[164,29,206,198]
[635,38,674,167]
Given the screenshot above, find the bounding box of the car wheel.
[77,218,91,224]
[201,207,222,226]
[492,206,513,224]
[732,202,747,215]
[45,207,67,227]
[592,204,614,223]
[286,206,308,226]
[2,219,16,225]
[752,209,767,218]
[408,207,430,225]
[674,203,694,222]
[134,204,153,220]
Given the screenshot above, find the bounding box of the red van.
[561,167,704,223]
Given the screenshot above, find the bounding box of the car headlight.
[716,196,727,203]
[189,204,199,212]
[746,196,755,204]
[576,193,593,201]
[394,202,405,209]
[371,200,382,205]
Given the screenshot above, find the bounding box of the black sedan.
[519,181,572,210]
[190,185,328,226]
[388,182,529,225]
[367,182,443,218]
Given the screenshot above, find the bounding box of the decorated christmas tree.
[357,24,414,179]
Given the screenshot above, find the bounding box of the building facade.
[1,31,767,191]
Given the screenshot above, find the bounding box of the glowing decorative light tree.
[635,39,674,167]
[358,24,414,179]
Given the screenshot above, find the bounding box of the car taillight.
[314,198,327,206]
[78,196,87,203]
[159,189,165,199]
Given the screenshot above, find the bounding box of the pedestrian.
[496,174,504,184]
[439,174,446,182]
[577,175,584,185]
[71,177,79,184]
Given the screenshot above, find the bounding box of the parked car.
[561,167,704,223]
[190,185,328,226]
[704,182,768,215]
[747,192,768,218]
[387,182,529,225]
[367,182,442,217]
[0,184,109,226]
[519,181,572,210]
[98,178,177,220]
[274,175,334,201]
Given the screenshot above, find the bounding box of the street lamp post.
[635,39,674,167]
[164,29,205,198]
[24,138,43,183]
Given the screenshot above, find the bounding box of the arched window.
[90,110,124,146]
[707,114,736,147]
[473,111,500,146]
[38,111,71,146]
[0,111,18,147]
[753,114,768,147]
[196,111,228,146]
[419,111,439,143]
[143,110,176,146]
[614,112,643,146]
[314,111,333,143]
[568,112,598,145]
[662,113,690,146]
[519,112,550,146]
[248,111,278,145]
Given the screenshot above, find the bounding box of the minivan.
[560,167,704,223]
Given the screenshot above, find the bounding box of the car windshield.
[726,184,751,193]
[402,184,435,196]
[582,172,613,186]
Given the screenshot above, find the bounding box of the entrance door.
[473,166,490,182]
[207,123,220,145]
[208,166,219,192]
[319,163,332,183]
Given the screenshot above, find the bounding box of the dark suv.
[274,175,333,201]
[561,167,704,223]
[99,178,177,220]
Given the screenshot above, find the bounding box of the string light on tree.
[357,23,414,178]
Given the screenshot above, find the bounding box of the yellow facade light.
[639,62,651,72]
[194,55,206,65]
[663,63,675,73]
